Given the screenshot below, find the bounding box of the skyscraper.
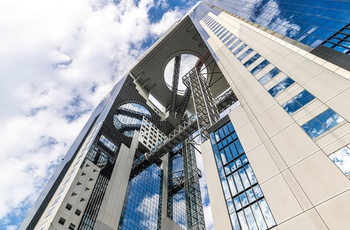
[21,0,350,229]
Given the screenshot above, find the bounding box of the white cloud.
[0,0,196,228]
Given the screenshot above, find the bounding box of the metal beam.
[170,56,181,116]
[176,88,191,117]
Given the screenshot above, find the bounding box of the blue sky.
[0,0,215,229]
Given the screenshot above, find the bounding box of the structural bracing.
[183,67,220,141]
[182,139,205,230]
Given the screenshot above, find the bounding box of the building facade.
[21,1,350,229]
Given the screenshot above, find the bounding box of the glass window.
[240,192,249,207]
[240,168,251,189]
[243,53,261,67]
[245,164,257,185]
[222,33,233,44]
[268,77,295,97]
[282,90,315,114]
[301,108,345,139]
[230,213,241,230]
[230,40,242,51]
[65,203,72,210]
[219,30,229,40]
[233,195,241,210]
[238,48,253,61]
[252,202,267,230]
[329,146,350,178]
[210,121,276,229]
[258,67,280,85]
[233,43,247,56]
[235,140,244,155]
[233,172,244,193]
[238,211,249,230]
[250,59,270,75]
[244,207,258,230]
[246,188,256,203]
[227,198,235,213]
[228,175,237,196]
[226,36,237,47]
[253,185,263,199]
[58,217,66,225]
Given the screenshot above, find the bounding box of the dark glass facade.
[210,121,276,230]
[203,0,350,52]
[118,164,163,230]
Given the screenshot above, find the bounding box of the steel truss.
[182,139,205,230]
[183,67,220,141]
[170,56,181,116]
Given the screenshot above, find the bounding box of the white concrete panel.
[327,87,350,122]
[250,118,269,142]
[246,144,279,183]
[291,151,350,205]
[228,105,250,131]
[287,58,324,85]
[274,209,327,230]
[257,104,294,138]
[232,72,257,92]
[271,123,319,166]
[276,84,304,106]
[315,122,350,150]
[282,170,312,211]
[261,174,303,224]
[248,90,277,117]
[304,69,350,103]
[263,140,288,172]
[316,190,350,230]
[236,122,263,153]
[291,99,323,122]
[276,51,307,75]
[323,131,350,156]
[237,75,265,101]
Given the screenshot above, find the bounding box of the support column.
[95,132,140,230]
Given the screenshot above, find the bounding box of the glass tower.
[21,1,350,230]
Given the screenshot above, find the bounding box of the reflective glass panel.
[258,67,281,85]
[301,109,344,139]
[210,121,276,229]
[282,90,315,114]
[250,60,270,75]
[233,43,247,56]
[329,146,350,178]
[268,77,295,97]
[243,53,261,67]
[238,48,253,61]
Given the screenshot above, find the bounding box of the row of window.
[205,15,347,140]
[322,23,350,55]
[210,121,276,230]
[58,218,76,230]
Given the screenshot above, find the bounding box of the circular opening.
[164,54,206,95]
[113,103,151,137]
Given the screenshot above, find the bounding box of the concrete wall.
[201,11,350,230]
